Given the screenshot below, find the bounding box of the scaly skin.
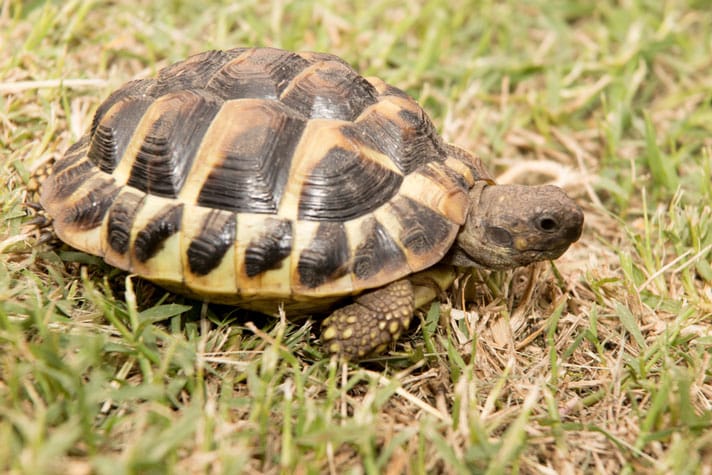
[321,266,457,359]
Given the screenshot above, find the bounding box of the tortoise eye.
[535,215,558,233]
[485,226,513,247]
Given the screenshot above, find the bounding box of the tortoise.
[39,47,584,359]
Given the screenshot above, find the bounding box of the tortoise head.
[448,183,584,269]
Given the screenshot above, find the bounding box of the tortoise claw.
[22,199,56,245]
[36,231,58,246]
[24,214,52,228]
[25,201,44,212]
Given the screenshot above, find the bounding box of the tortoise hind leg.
[321,280,415,359]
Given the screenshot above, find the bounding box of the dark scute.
[341,106,445,175]
[91,79,154,136]
[50,135,91,176]
[88,95,153,173]
[298,146,402,221]
[49,159,94,201]
[62,179,120,230]
[133,204,184,262]
[445,144,489,182]
[381,85,413,100]
[197,104,306,213]
[207,48,310,100]
[280,61,378,121]
[391,196,453,256]
[88,125,118,173]
[398,109,425,127]
[298,51,351,66]
[150,49,245,97]
[107,192,145,254]
[297,222,350,288]
[419,161,470,193]
[244,218,293,277]
[353,218,407,280]
[127,90,222,198]
[187,210,237,276]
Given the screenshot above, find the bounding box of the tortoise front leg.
[321,267,458,359]
[321,280,415,359]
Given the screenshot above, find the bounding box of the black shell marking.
[62,178,120,230]
[281,61,378,121]
[342,105,445,175]
[90,79,154,136]
[197,102,306,213]
[88,96,153,173]
[419,161,471,193]
[49,158,95,201]
[390,196,453,256]
[298,146,402,221]
[133,204,184,262]
[107,192,145,255]
[152,49,245,97]
[127,91,222,198]
[244,218,293,277]
[352,218,407,281]
[445,144,491,182]
[49,135,90,176]
[187,210,237,276]
[297,222,350,288]
[380,84,413,100]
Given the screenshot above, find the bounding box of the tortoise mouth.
[512,233,580,260]
[530,243,573,259]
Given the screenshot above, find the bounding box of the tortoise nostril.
[537,216,558,232]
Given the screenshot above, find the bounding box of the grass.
[2,0,712,473]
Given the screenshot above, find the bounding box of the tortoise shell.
[40,47,492,314]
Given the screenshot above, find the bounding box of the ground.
[1,0,711,473]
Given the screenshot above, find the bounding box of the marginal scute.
[48,135,91,176]
[107,191,145,255]
[133,203,184,263]
[187,210,237,276]
[445,144,492,184]
[390,196,456,260]
[297,222,350,289]
[352,217,407,282]
[59,177,119,231]
[41,136,93,206]
[46,158,95,201]
[419,161,472,198]
[244,218,293,277]
[397,165,470,225]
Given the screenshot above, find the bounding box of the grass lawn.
[2,0,711,473]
